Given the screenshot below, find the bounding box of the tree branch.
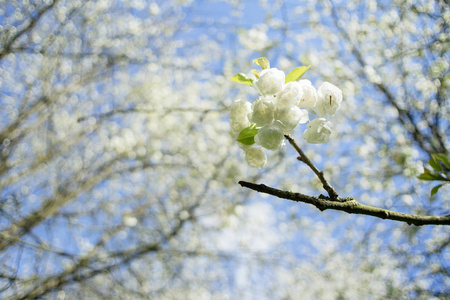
[238,135,449,226]
[0,0,60,61]
[238,181,450,226]
[284,134,339,200]
[76,107,224,122]
[328,0,448,155]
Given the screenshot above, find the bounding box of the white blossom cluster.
[229,67,343,168]
[238,26,270,51]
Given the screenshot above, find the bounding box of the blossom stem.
[284,134,339,200]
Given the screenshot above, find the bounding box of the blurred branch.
[0,159,116,251]
[14,220,185,300]
[77,107,225,123]
[0,158,187,252]
[0,0,60,61]
[328,0,448,156]
[0,63,114,147]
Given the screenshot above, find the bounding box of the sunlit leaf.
[433,153,450,169]
[253,57,270,69]
[251,69,260,78]
[428,156,443,172]
[417,169,446,181]
[236,124,259,145]
[230,73,253,86]
[430,184,444,197]
[285,65,311,83]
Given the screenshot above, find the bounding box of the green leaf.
[236,124,259,145]
[428,156,443,172]
[251,69,260,78]
[252,57,270,70]
[417,169,446,181]
[430,184,444,197]
[230,73,253,86]
[285,65,311,83]
[433,153,450,169]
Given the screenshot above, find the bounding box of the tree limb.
[0,0,60,61]
[239,135,449,226]
[238,181,450,226]
[76,107,224,122]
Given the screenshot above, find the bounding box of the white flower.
[275,81,304,108]
[253,68,285,96]
[274,106,309,133]
[230,119,251,133]
[238,142,253,151]
[248,97,275,127]
[297,79,318,109]
[149,3,160,15]
[303,118,333,144]
[314,82,343,117]
[245,147,267,168]
[255,124,285,150]
[229,99,252,123]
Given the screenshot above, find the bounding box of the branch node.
[318,194,328,200]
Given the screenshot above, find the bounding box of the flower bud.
[255,124,285,150]
[253,68,285,96]
[245,147,267,168]
[248,97,275,127]
[297,80,318,109]
[314,82,342,117]
[274,106,309,133]
[303,118,333,144]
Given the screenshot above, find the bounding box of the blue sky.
[0,0,448,297]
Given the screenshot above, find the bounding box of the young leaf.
[428,156,443,172]
[251,69,260,78]
[236,125,259,145]
[285,65,311,83]
[433,153,450,169]
[430,184,444,197]
[230,73,253,86]
[253,57,270,70]
[417,169,446,181]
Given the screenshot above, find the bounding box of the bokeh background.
[0,0,449,299]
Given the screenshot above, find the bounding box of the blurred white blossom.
[239,26,269,51]
[244,147,267,168]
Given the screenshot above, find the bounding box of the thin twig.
[0,0,60,61]
[284,134,339,200]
